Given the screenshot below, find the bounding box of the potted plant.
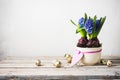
[70,13,106,66]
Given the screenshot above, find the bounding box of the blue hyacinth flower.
[78,17,85,28]
[95,20,100,32]
[85,19,94,34]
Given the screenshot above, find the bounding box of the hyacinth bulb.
[77,37,88,47]
[86,37,101,47]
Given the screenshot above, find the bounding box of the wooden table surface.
[0,56,120,80]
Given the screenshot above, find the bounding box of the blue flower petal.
[87,29,92,34]
[85,19,94,34]
[78,17,85,28]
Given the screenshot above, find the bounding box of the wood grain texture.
[0,56,120,80]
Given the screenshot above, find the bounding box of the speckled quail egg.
[53,60,62,68]
[107,60,112,67]
[35,59,41,66]
[100,59,107,65]
[64,54,71,59]
[66,56,72,63]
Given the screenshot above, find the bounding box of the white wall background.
[0,0,120,58]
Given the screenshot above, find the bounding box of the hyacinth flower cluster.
[70,13,106,47]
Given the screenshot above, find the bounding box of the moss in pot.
[70,13,106,66]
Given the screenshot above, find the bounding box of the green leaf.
[76,28,81,33]
[96,16,106,36]
[93,15,97,24]
[76,24,82,33]
[93,15,97,38]
[101,16,106,25]
[100,17,102,21]
[76,24,87,38]
[70,19,77,27]
[79,29,87,38]
[84,13,87,22]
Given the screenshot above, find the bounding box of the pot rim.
[76,47,102,53]
[76,46,102,49]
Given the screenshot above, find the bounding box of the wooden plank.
[0,67,120,76]
[0,59,119,68]
[0,62,119,69]
[0,67,120,79]
[0,56,120,80]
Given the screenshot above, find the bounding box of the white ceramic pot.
[76,47,102,65]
